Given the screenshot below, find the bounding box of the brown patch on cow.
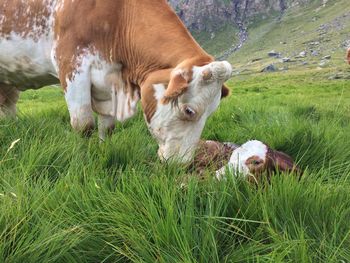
[53,0,211,92]
[162,71,189,104]
[141,68,173,123]
[0,0,53,41]
[347,48,350,65]
[221,84,230,99]
[202,69,213,81]
[141,85,157,123]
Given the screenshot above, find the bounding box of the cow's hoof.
[71,118,96,137]
[81,125,95,137]
[0,108,16,119]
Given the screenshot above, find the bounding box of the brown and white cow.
[347,47,350,65]
[0,0,232,163]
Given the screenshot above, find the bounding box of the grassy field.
[1,66,350,262]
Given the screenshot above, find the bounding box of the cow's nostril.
[184,106,196,118]
[186,108,194,115]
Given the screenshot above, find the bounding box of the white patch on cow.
[89,53,139,123]
[0,14,5,26]
[148,61,232,163]
[216,140,268,179]
[51,39,59,74]
[65,51,95,131]
[0,32,56,78]
[55,0,64,13]
[153,83,166,100]
[0,0,58,89]
[64,46,140,134]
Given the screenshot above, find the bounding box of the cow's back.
[0,0,58,89]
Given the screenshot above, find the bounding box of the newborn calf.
[193,140,302,182]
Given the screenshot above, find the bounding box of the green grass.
[1,67,350,262]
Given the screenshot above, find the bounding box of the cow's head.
[141,58,232,163]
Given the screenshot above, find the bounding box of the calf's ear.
[221,84,230,99]
[269,150,303,177]
[162,70,189,104]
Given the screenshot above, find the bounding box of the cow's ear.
[162,70,189,104]
[221,83,230,99]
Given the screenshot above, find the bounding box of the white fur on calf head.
[226,140,268,177]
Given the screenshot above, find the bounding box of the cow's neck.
[114,0,211,86]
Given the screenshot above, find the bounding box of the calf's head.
[226,140,302,182]
[142,59,232,163]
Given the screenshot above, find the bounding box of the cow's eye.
[182,105,196,119]
[251,159,263,165]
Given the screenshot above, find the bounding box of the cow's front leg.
[98,114,115,141]
[64,69,95,135]
[0,84,19,119]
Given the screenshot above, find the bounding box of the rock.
[309,41,320,46]
[281,57,291,63]
[319,60,327,66]
[328,74,342,80]
[328,73,350,80]
[311,50,319,56]
[251,58,263,63]
[323,55,331,59]
[261,64,277,72]
[268,50,280,57]
[280,41,287,44]
[301,61,309,66]
[295,51,307,59]
[299,51,307,57]
[341,40,350,48]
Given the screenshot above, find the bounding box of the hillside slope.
[170,0,350,73]
[169,0,311,32]
[229,0,350,73]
